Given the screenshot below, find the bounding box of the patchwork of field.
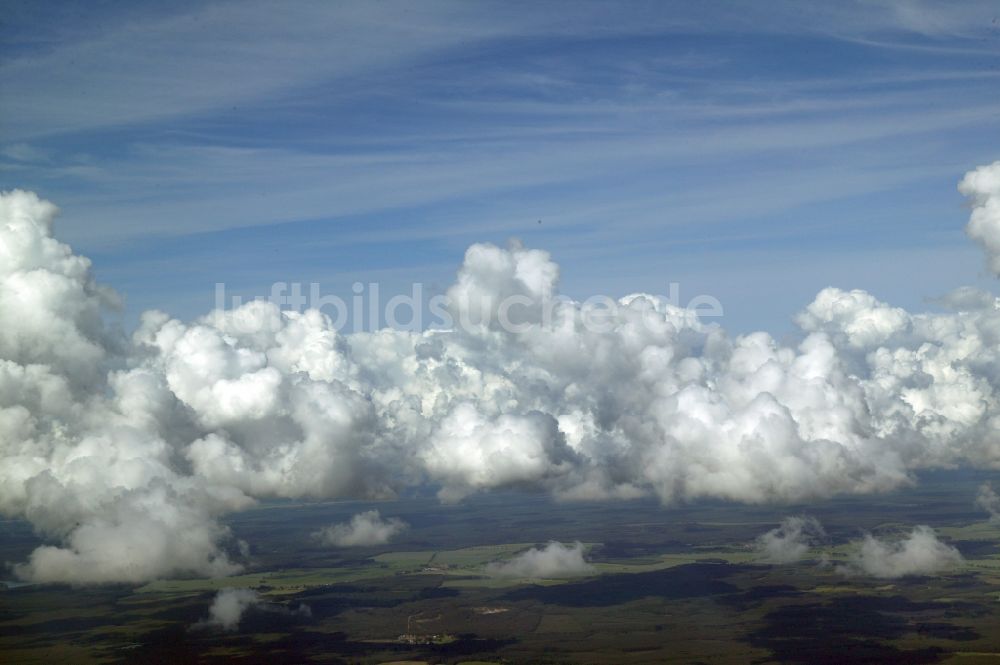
[131,542,770,596]
[2,470,1000,663]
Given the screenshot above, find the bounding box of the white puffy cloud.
[842,526,963,579]
[976,483,1000,523]
[960,160,1000,276]
[421,405,577,503]
[197,589,261,631]
[13,485,243,585]
[312,510,407,547]
[754,516,826,563]
[0,190,118,390]
[3,161,1000,583]
[486,541,595,578]
[796,288,909,351]
[193,588,311,631]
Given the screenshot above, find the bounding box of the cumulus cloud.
[193,588,311,632]
[842,526,963,579]
[976,483,1000,523]
[754,516,826,563]
[486,541,595,578]
[197,588,261,631]
[960,160,1000,275]
[3,160,1000,583]
[312,510,407,547]
[932,286,998,312]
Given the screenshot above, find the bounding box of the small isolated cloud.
[487,541,595,579]
[194,588,311,632]
[976,483,1000,523]
[755,516,826,563]
[842,526,963,579]
[197,588,260,631]
[312,510,407,547]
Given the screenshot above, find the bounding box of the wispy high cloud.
[4,1,998,259]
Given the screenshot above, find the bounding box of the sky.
[6,0,1000,586]
[2,0,1000,334]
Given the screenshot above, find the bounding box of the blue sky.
[2,0,999,334]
